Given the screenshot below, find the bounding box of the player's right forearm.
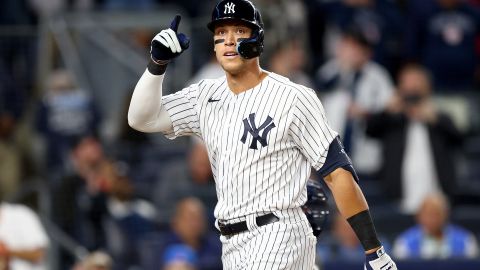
[324,168,381,253]
[324,168,369,219]
[127,68,172,132]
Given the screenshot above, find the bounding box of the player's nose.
[224,31,236,46]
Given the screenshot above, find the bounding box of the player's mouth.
[224,51,239,58]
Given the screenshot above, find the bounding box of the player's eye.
[237,28,246,34]
[216,29,226,36]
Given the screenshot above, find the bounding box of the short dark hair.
[342,26,373,49]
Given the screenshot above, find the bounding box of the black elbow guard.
[318,136,359,182]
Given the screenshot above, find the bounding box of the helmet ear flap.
[237,28,264,59]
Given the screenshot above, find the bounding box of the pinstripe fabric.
[161,71,336,268]
[220,208,317,269]
[162,72,337,221]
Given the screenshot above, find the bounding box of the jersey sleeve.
[289,88,338,170]
[161,84,201,139]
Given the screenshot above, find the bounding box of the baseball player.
[128,0,398,269]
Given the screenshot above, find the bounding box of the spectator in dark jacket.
[306,0,404,73]
[366,64,463,214]
[405,0,480,90]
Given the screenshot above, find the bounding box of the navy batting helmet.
[207,0,264,59]
[302,179,330,237]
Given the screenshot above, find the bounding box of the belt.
[218,213,279,236]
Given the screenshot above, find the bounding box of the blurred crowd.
[1,0,480,269]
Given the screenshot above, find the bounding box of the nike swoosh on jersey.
[208,97,221,102]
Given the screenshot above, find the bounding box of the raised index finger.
[170,15,181,32]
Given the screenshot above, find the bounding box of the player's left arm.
[319,138,398,270]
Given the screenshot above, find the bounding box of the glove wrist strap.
[366,246,385,261]
[147,58,169,75]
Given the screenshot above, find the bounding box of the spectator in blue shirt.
[159,197,222,270]
[393,193,479,259]
[162,244,198,270]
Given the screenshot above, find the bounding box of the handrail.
[48,16,92,91]
[79,25,145,76]
[40,216,90,261]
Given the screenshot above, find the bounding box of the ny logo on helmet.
[224,2,235,14]
[241,113,276,150]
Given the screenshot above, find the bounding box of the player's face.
[213,22,255,74]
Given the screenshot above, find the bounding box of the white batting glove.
[150,15,190,63]
[364,246,398,270]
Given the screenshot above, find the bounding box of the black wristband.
[147,59,168,75]
[347,210,381,251]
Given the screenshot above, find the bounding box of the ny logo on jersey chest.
[241,113,276,150]
[224,2,235,14]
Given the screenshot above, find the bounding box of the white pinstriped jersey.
[162,71,337,221]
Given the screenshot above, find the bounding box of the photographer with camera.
[366,64,463,214]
